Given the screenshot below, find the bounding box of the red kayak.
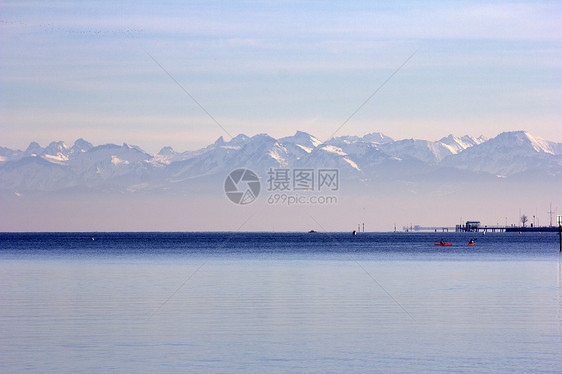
[434,243,452,246]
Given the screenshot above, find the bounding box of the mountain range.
[1,130,561,195]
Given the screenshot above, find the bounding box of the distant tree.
[520,214,528,227]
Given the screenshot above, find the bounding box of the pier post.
[559,223,561,253]
[558,216,562,253]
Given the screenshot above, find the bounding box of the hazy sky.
[1,0,561,153]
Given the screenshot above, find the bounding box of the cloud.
[1,1,561,153]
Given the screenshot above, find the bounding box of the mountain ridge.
[1,130,560,194]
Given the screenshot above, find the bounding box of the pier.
[455,220,559,233]
[403,225,454,232]
[404,220,560,233]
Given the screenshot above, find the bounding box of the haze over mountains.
[1,130,560,195]
[1,130,560,232]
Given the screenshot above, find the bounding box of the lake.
[1,232,561,373]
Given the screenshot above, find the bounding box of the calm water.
[1,232,561,373]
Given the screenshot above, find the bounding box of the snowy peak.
[279,131,322,153]
[300,144,361,172]
[377,133,488,164]
[521,132,555,154]
[266,145,290,167]
[67,142,152,172]
[44,141,69,155]
[362,132,394,144]
[379,139,441,164]
[206,134,249,151]
[438,135,465,154]
[490,131,555,154]
[293,130,322,147]
[438,134,486,155]
[328,135,360,146]
[238,134,278,158]
[217,134,250,149]
[22,139,93,160]
[328,132,393,149]
[42,141,71,163]
[122,143,147,154]
[462,135,487,145]
[319,144,348,156]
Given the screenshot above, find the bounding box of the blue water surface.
[1,232,561,373]
[1,231,559,260]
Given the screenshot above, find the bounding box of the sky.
[1,0,561,154]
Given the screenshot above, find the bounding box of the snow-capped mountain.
[441,131,561,177]
[439,134,487,154]
[1,130,560,194]
[362,132,395,144]
[377,134,488,164]
[278,131,322,159]
[0,141,155,192]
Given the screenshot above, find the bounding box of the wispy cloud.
[1,0,561,150]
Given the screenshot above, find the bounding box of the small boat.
[434,243,452,246]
